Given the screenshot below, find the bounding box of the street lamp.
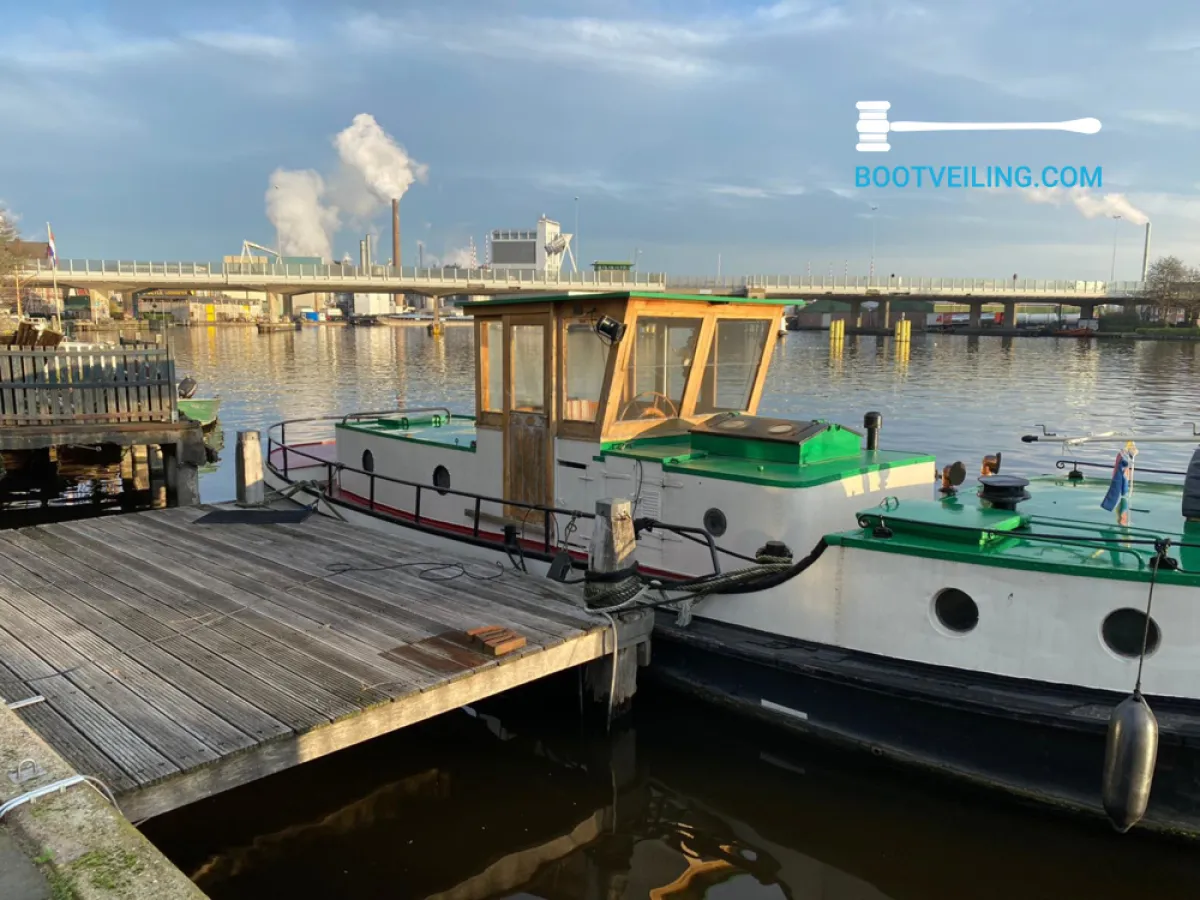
[869,205,879,279]
[1110,214,1122,282]
[574,197,580,275]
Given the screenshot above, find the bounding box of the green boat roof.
[828,475,1200,585]
[457,291,792,309]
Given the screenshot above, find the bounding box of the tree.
[0,205,23,310]
[1143,255,1200,325]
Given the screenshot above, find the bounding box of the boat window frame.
[600,299,781,443]
[556,298,627,442]
[475,315,506,428]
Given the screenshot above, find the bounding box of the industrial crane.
[240,240,283,262]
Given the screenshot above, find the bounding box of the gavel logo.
[856,101,1102,152]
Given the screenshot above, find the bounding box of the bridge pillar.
[968,302,982,329]
[848,299,862,329]
[1078,301,1097,320]
[85,288,115,321]
[877,298,891,330]
[1002,301,1018,328]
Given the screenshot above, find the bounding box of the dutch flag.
[46,223,57,268]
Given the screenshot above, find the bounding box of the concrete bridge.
[19,259,1147,319]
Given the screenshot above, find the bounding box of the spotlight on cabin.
[594,315,626,344]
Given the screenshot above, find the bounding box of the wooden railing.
[0,347,177,426]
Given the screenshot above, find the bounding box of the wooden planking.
[0,347,175,425]
[121,625,608,822]
[0,655,137,794]
[171,516,579,652]
[45,519,388,718]
[0,580,216,773]
[0,551,250,762]
[16,526,341,731]
[0,615,176,785]
[148,507,588,642]
[69,517,432,695]
[0,504,606,818]
[2,531,286,745]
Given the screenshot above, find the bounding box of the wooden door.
[504,319,551,518]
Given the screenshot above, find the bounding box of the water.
[169,325,1200,504]
[142,324,1200,897]
[144,681,1200,899]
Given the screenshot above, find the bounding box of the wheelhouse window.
[619,316,702,421]
[481,321,504,413]
[512,324,545,413]
[563,319,609,422]
[696,319,771,414]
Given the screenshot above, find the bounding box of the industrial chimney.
[358,239,367,270]
[1141,222,1152,282]
[392,198,401,271]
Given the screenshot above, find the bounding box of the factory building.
[486,215,573,276]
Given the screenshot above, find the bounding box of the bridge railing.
[26,259,669,287]
[667,274,1147,294]
[21,260,1147,295]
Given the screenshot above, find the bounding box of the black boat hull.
[650,613,1200,837]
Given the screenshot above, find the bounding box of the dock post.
[236,430,265,506]
[584,498,654,716]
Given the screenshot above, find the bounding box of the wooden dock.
[0,505,615,822]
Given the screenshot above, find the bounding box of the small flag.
[1100,445,1136,525]
[46,223,57,268]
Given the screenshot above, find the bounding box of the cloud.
[0,21,176,72]
[1121,109,1200,130]
[340,3,854,81]
[0,20,300,73]
[187,32,298,59]
[1017,186,1150,225]
[709,183,807,199]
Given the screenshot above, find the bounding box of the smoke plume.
[264,113,427,262]
[265,169,339,260]
[334,113,429,204]
[1022,186,1149,225]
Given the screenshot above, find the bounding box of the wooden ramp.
[0,506,608,822]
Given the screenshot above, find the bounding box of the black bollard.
[864,411,882,451]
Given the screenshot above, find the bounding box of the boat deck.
[832,474,1200,584]
[0,505,607,822]
[337,414,478,452]
[600,434,933,488]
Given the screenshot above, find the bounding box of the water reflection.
[163,326,1200,504]
[144,682,1200,900]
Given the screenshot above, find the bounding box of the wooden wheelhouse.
[469,291,786,512]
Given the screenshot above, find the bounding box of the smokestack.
[358,239,367,270]
[364,234,372,269]
[392,198,401,271]
[1141,222,1152,282]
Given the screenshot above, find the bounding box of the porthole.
[362,449,374,473]
[703,507,728,537]
[1102,608,1160,658]
[433,465,451,495]
[933,588,979,634]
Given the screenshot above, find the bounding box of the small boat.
[177,376,221,428]
[178,398,221,428]
[263,290,1200,836]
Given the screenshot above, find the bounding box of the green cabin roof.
[456,291,792,309]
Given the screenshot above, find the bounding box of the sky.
[2,0,1199,279]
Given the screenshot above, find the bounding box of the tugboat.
[264,290,1200,835]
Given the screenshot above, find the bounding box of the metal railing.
[265,412,596,559]
[22,259,667,288]
[668,274,1147,295]
[19,259,1148,296]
